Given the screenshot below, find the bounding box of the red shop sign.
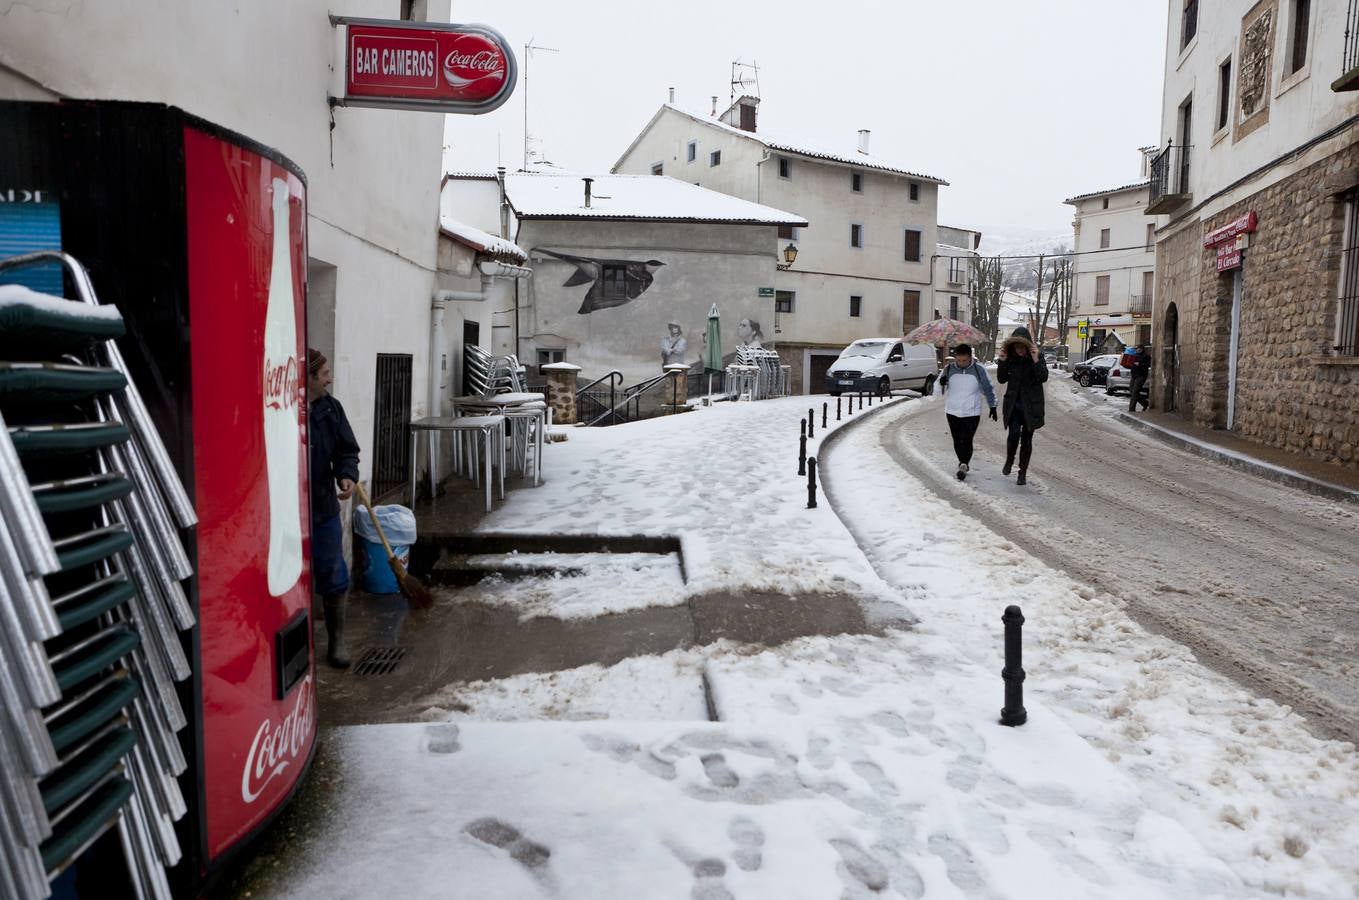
[1215,244,1243,272]
[332,17,516,114]
[1203,210,1257,248]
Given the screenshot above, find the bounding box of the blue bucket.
[359,538,410,594]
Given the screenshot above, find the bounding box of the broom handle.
[353,482,399,561]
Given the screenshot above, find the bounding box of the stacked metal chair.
[726,346,788,400]
[0,252,196,900]
[463,345,527,396]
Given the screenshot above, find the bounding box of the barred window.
[1337,190,1359,356]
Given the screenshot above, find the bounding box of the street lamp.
[776,242,798,270]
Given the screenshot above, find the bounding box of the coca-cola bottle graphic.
[262,177,303,597]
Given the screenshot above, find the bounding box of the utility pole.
[522,39,559,170]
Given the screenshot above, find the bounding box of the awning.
[1067,314,1133,327]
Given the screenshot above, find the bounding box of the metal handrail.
[1345,0,1359,80]
[575,370,624,395]
[576,370,623,425]
[583,372,670,427]
[1149,142,1192,206]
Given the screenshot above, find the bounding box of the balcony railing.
[1146,142,1192,215]
[1336,0,1359,91]
[1128,293,1153,316]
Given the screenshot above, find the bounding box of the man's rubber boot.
[322,593,352,669]
[1016,446,1032,486]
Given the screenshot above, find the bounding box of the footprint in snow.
[727,816,765,872]
[423,723,462,754]
[830,838,890,893]
[463,818,555,888]
[927,833,990,895]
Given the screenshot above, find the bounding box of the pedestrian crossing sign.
[1076,320,1089,339]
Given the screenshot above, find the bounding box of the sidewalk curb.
[1118,412,1359,505]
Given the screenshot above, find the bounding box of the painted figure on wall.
[539,248,665,314]
[737,317,764,349]
[661,322,688,367]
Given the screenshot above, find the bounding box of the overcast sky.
[443,0,1168,250]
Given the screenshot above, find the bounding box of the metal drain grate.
[351,646,409,676]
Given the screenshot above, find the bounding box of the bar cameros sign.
[1204,210,1257,273]
[332,17,516,114]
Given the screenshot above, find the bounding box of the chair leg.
[409,432,418,505]
[483,429,493,512]
[428,431,437,499]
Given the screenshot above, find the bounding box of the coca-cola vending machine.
[1,101,316,895]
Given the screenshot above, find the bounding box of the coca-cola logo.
[241,674,315,803]
[442,35,505,90]
[263,354,299,412]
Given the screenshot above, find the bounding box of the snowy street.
[245,395,1359,900]
[879,378,1359,744]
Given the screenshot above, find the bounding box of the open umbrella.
[904,317,986,349]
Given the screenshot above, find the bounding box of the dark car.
[1070,354,1119,388]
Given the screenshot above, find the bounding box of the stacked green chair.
[0,252,197,900]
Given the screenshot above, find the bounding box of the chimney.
[582,177,593,208]
[496,166,509,238]
[858,129,871,154]
[668,86,675,104]
[711,96,718,116]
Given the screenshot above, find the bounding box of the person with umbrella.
[996,326,1048,486]
[937,343,997,481]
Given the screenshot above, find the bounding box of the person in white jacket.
[937,343,998,481]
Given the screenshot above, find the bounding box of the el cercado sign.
[331,16,516,115]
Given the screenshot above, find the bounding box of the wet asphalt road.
[881,379,1359,744]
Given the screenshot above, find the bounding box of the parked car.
[1070,354,1119,388]
[1107,350,1152,397]
[826,339,938,396]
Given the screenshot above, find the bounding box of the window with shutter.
[904,229,922,262]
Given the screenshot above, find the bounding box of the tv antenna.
[523,38,560,170]
[730,59,761,104]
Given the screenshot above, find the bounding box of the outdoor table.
[451,393,547,482]
[409,415,505,512]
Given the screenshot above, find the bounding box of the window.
[850,223,863,248]
[709,150,722,167]
[602,264,629,302]
[1177,95,1193,193]
[1102,197,1110,210]
[400,0,420,20]
[1142,270,1155,303]
[687,141,697,163]
[1146,222,1156,250]
[778,224,798,240]
[778,157,790,178]
[903,290,921,329]
[1217,57,1232,131]
[1182,0,1198,49]
[1095,274,1110,306]
[908,182,919,202]
[651,163,664,176]
[949,296,959,320]
[1288,0,1311,75]
[948,256,966,283]
[1336,190,1359,356]
[903,229,922,262]
[536,348,565,374]
[371,354,413,497]
[851,172,863,193]
[849,295,862,318]
[775,290,795,314]
[1100,228,1111,249]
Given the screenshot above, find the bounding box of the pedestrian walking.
[937,343,997,481]
[1128,344,1151,412]
[307,348,361,668]
[996,326,1048,486]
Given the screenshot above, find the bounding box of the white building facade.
[1147,0,1359,468]
[934,225,982,326]
[612,96,945,393]
[1063,180,1156,359]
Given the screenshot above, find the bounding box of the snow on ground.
[260,395,1359,899]
[825,396,1359,898]
[452,552,687,620]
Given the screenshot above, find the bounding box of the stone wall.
[1155,143,1359,469]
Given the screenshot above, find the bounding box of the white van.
[825,339,938,396]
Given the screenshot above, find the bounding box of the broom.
[353,482,433,609]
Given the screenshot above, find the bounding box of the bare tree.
[1036,257,1073,347]
[970,256,1005,360]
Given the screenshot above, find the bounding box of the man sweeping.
[307,349,360,668]
[937,343,997,481]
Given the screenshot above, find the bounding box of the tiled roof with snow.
[502,172,808,225]
[936,243,977,255]
[1063,180,1150,204]
[631,104,948,185]
[438,216,527,263]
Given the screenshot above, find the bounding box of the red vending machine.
[1,101,316,895]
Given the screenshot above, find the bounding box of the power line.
[980,243,1156,261]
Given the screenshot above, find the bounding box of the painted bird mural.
[537,249,665,315]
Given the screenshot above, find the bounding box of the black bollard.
[1000,605,1027,726]
[806,457,818,508]
[800,417,807,438]
[837,396,842,421]
[868,390,874,407]
[807,408,815,439]
[822,402,828,430]
[798,432,807,476]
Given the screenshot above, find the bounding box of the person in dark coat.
[307,348,360,667]
[1128,344,1151,412]
[995,326,1048,486]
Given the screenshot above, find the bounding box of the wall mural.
[538,248,665,314]
[736,317,765,349]
[1239,7,1273,120]
[661,323,688,367]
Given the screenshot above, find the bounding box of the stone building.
[1146,0,1359,468]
